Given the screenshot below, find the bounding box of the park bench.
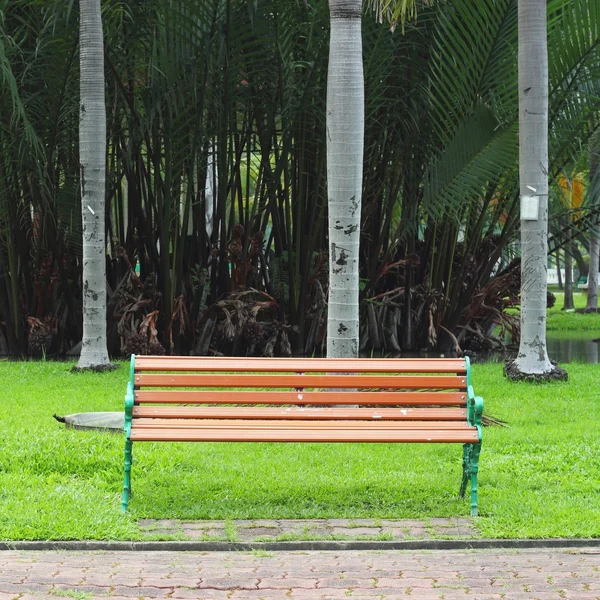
[122,355,483,515]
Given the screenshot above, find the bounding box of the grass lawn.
[1,359,599,540]
[547,290,600,332]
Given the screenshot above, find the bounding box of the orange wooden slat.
[134,374,467,389]
[132,406,468,420]
[129,428,480,443]
[132,418,473,430]
[134,390,467,406]
[134,356,466,374]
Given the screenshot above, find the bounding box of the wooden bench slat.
[134,374,467,389]
[129,428,481,443]
[134,390,468,405]
[132,406,468,420]
[132,419,474,430]
[134,356,467,374]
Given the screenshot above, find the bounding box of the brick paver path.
[1,548,599,599]
[138,517,476,541]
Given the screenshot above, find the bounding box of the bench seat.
[122,355,483,515]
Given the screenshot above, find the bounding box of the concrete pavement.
[1,547,600,599]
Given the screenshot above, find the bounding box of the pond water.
[492,334,600,364]
[360,335,600,364]
[545,335,600,364]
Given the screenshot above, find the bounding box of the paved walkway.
[137,517,477,542]
[1,548,599,599]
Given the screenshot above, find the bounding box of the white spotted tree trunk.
[514,0,552,374]
[326,0,364,358]
[77,0,110,369]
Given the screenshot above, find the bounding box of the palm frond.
[366,0,432,31]
[422,104,517,224]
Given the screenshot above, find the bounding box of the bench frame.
[122,355,483,515]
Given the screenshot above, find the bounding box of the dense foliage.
[1,0,599,357]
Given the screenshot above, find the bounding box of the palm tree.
[76,0,111,369]
[557,172,586,311]
[510,0,558,378]
[326,0,422,358]
[586,133,599,311]
[326,0,365,358]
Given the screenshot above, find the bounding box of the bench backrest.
[129,356,472,408]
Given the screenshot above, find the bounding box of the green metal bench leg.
[459,443,471,499]
[121,439,133,511]
[469,443,482,517]
[122,355,136,512]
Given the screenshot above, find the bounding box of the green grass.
[508,289,600,333]
[1,360,600,540]
[49,591,94,600]
[547,290,600,332]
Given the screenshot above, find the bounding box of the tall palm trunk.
[563,237,574,310]
[513,0,552,374]
[586,134,599,311]
[587,233,599,310]
[326,0,364,358]
[76,0,110,369]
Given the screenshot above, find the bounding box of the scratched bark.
[326,0,364,358]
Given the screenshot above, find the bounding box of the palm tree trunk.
[326,0,364,358]
[586,135,599,311]
[514,0,552,374]
[587,231,600,311]
[563,237,574,310]
[77,0,110,369]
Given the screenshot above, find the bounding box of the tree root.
[503,359,568,382]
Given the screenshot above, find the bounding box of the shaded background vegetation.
[1,0,599,358]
